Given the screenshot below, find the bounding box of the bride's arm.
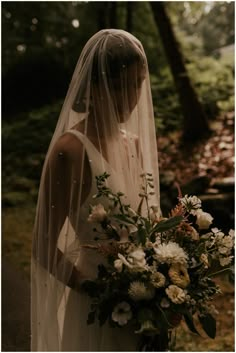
[37,133,91,291]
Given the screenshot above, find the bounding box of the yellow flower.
[200,253,209,268]
[168,263,190,288]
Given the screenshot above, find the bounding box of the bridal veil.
[31,29,160,351]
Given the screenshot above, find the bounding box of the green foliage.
[2,101,62,205]
[183,311,200,335]
[187,56,234,118]
[167,2,234,55]
[151,216,183,234]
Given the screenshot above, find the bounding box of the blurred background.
[2,1,234,351]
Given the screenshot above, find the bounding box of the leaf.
[112,214,135,225]
[198,313,216,339]
[152,216,183,233]
[137,226,147,245]
[144,218,152,233]
[183,311,200,335]
[81,280,99,297]
[87,311,96,325]
[98,300,113,326]
[98,264,108,278]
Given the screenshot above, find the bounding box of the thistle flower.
[128,281,155,301]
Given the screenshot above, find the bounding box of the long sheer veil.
[31,29,160,351]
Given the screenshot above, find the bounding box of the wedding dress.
[31,29,160,351]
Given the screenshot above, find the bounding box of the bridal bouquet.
[82,172,234,351]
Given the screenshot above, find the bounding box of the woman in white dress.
[31,29,160,351]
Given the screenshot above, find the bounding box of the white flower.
[229,229,235,238]
[114,259,123,272]
[118,247,147,272]
[219,256,233,267]
[88,204,107,223]
[215,231,225,241]
[215,230,234,256]
[128,281,155,301]
[127,207,137,217]
[179,195,201,215]
[219,236,234,254]
[112,302,132,326]
[128,248,146,264]
[195,209,213,229]
[211,227,220,234]
[150,211,158,222]
[149,205,160,222]
[160,298,170,308]
[153,241,188,265]
[165,285,186,304]
[150,272,166,288]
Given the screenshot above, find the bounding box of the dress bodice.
[57,129,123,279]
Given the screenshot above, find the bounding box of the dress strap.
[66,129,108,173]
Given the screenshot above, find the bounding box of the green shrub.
[3,101,62,206]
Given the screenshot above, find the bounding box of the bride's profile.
[31,29,160,351]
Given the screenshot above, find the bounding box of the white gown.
[60,130,139,351]
[31,29,160,352]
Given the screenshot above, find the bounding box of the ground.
[157,111,234,186]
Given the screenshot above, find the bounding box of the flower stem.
[208,267,232,277]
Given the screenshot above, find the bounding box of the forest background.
[2,1,235,351]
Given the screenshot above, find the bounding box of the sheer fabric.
[31,29,160,351]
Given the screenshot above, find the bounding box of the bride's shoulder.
[49,131,83,163]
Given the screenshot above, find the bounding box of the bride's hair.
[91,35,145,83]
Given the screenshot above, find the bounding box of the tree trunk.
[126,2,133,33]
[150,2,210,141]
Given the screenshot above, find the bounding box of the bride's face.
[91,61,146,124]
[112,62,146,123]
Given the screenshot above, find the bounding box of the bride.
[31,29,160,351]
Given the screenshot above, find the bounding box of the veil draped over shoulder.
[31,29,160,351]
